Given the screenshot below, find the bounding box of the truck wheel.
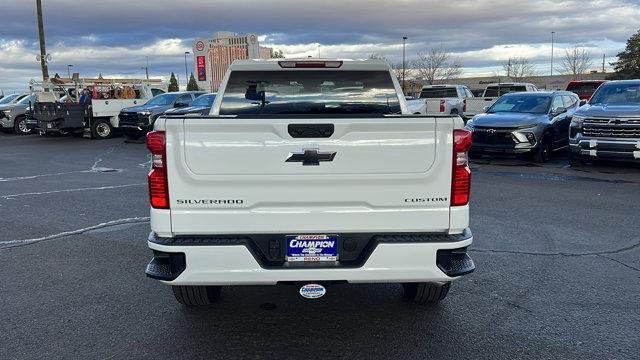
[13,116,30,135]
[402,282,450,304]
[533,134,552,163]
[90,119,113,140]
[172,285,222,306]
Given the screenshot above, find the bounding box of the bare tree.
[558,47,593,80]
[369,53,414,82]
[502,57,538,82]
[412,45,463,85]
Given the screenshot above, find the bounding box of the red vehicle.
[565,80,607,101]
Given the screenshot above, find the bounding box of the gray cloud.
[0,0,638,90]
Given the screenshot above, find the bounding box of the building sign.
[195,41,205,52]
[197,56,206,81]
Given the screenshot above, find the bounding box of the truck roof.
[228,58,391,71]
[421,84,465,89]
[484,82,535,87]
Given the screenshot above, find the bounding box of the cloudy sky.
[1,0,639,91]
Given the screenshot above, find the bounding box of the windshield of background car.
[146,93,179,106]
[488,95,551,114]
[484,86,527,97]
[566,82,602,96]
[192,94,216,107]
[219,70,401,115]
[419,88,458,98]
[589,83,640,105]
[0,94,21,104]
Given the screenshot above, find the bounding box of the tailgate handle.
[288,124,334,138]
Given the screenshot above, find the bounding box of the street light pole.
[402,36,407,93]
[35,0,50,82]
[551,31,555,76]
[184,51,190,88]
[67,64,73,79]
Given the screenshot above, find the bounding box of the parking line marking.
[0,217,150,246]
[0,183,146,199]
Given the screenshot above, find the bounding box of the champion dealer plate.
[286,235,338,262]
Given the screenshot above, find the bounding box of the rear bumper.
[145,230,474,285]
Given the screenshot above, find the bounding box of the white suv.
[144,59,475,305]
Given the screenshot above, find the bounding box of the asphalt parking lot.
[1,132,639,360]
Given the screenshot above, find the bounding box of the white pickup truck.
[144,59,475,305]
[406,84,474,116]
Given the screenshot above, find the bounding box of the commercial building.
[192,31,273,92]
[404,72,609,96]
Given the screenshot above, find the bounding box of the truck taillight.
[439,99,445,113]
[147,131,169,209]
[463,99,467,113]
[451,129,472,206]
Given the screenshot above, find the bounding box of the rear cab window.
[218,70,401,116]
[419,88,458,98]
[484,85,527,97]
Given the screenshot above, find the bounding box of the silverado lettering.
[176,199,243,205]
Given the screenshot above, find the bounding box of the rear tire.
[172,285,222,306]
[402,282,450,304]
[90,118,113,140]
[13,116,30,135]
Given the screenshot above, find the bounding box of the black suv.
[465,91,580,162]
[119,91,204,140]
[569,80,640,165]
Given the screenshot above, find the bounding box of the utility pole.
[36,0,50,83]
[402,36,407,93]
[602,53,606,73]
[550,31,555,76]
[507,58,511,78]
[184,51,190,88]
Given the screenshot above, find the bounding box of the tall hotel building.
[192,31,274,91]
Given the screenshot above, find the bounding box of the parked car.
[465,91,580,162]
[406,84,473,116]
[119,91,204,140]
[464,83,540,118]
[163,93,216,116]
[0,93,36,134]
[565,80,607,101]
[569,80,640,165]
[144,58,475,306]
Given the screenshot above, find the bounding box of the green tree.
[168,72,179,92]
[609,29,640,80]
[272,50,284,58]
[186,73,200,91]
[53,73,60,79]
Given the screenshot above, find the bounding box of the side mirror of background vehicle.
[483,106,490,113]
[579,99,587,106]
[174,102,187,108]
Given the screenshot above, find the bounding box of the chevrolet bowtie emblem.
[286,149,336,166]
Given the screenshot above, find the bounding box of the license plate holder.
[286,235,338,262]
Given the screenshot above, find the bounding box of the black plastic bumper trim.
[147,229,473,271]
[145,250,186,281]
